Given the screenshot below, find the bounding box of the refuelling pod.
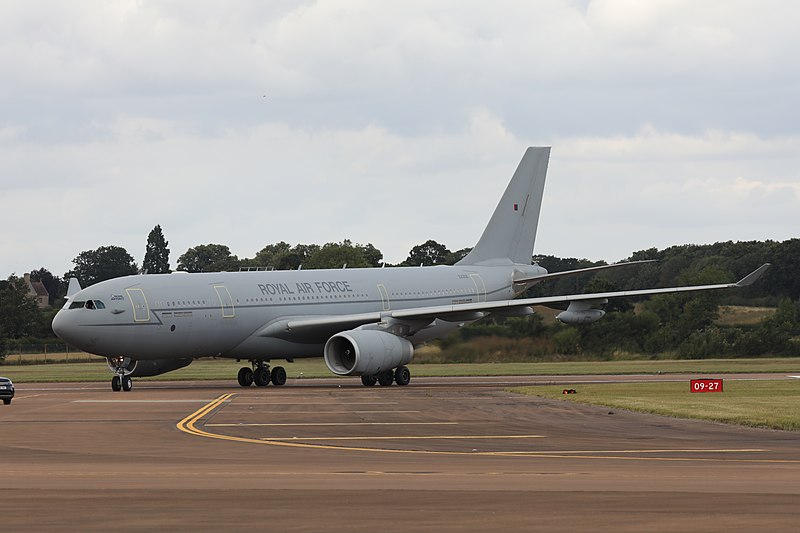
[107,357,193,377]
[556,300,606,325]
[324,328,414,376]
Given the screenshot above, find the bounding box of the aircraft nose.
[51,310,74,343]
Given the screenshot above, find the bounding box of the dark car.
[0,377,14,405]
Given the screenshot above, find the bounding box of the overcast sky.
[2,1,798,278]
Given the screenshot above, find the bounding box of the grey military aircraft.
[51,147,770,391]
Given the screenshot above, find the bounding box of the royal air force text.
[257,281,353,296]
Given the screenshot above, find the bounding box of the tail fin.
[457,147,550,266]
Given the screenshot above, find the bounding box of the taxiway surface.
[1,375,798,532]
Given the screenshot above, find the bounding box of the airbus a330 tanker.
[52,147,770,391]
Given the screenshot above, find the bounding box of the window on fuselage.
[69,300,106,310]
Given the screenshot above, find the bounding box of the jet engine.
[324,328,413,376]
[556,301,606,324]
[106,357,193,377]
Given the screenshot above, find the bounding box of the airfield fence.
[0,344,96,365]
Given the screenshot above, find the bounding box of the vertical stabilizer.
[457,147,550,266]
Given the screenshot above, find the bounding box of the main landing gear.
[361,365,411,387]
[237,361,287,388]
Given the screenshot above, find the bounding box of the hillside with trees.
[2,229,798,361]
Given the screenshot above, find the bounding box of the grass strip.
[1,357,799,383]
[510,380,800,431]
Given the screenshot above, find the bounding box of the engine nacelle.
[324,328,414,376]
[556,301,606,324]
[107,357,193,377]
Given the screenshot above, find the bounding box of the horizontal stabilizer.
[515,260,656,285]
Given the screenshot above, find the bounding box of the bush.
[553,328,581,355]
[437,335,555,363]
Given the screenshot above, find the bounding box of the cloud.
[0,2,798,276]
[2,106,798,275]
[538,125,800,260]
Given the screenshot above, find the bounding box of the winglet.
[735,263,771,287]
[66,277,82,298]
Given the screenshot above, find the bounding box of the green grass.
[0,358,335,383]
[1,356,799,383]
[510,380,800,431]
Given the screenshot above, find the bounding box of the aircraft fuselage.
[52,263,545,362]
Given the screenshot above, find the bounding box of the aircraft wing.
[258,263,770,340]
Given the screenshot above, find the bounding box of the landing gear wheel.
[394,366,411,386]
[271,366,287,386]
[237,367,254,387]
[254,367,271,387]
[361,375,377,387]
[122,376,133,392]
[111,375,121,392]
[3,399,11,405]
[378,370,394,387]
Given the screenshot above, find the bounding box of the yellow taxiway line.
[176,394,794,462]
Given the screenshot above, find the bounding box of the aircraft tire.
[3,399,10,405]
[254,367,271,387]
[394,366,411,386]
[111,375,121,392]
[237,367,254,387]
[361,375,377,387]
[377,370,394,387]
[122,376,133,392]
[271,366,287,386]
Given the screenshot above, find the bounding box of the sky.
[1,0,798,278]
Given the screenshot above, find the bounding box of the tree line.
[16,224,472,299]
[2,223,799,360]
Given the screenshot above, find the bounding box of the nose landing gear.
[107,356,135,392]
[111,374,133,392]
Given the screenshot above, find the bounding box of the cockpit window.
[67,300,106,310]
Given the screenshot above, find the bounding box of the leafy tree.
[177,244,239,272]
[253,242,321,270]
[65,246,138,287]
[0,275,45,339]
[768,239,800,301]
[403,240,452,266]
[304,240,382,269]
[254,241,293,270]
[640,266,731,353]
[450,247,472,264]
[143,224,171,274]
[553,327,581,355]
[357,243,384,267]
[573,310,660,356]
